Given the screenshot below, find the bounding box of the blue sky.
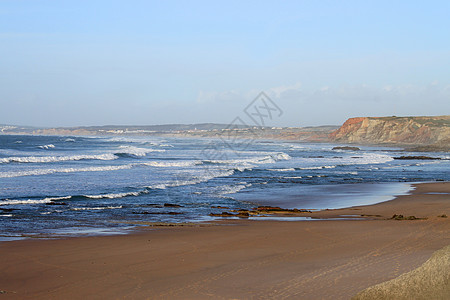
[1,0,449,127]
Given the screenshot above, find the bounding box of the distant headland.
[1,115,449,152]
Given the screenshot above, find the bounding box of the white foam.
[116,145,165,156]
[0,165,133,178]
[0,158,208,178]
[274,152,292,161]
[149,169,235,190]
[84,190,148,199]
[293,153,393,171]
[46,196,72,201]
[205,152,291,165]
[105,137,159,144]
[298,166,336,170]
[285,144,305,149]
[285,176,303,179]
[234,166,253,172]
[0,153,118,164]
[267,168,296,172]
[72,206,123,211]
[216,183,252,196]
[0,199,48,206]
[38,144,55,149]
[352,153,393,164]
[0,196,71,206]
[143,160,201,167]
[333,153,393,165]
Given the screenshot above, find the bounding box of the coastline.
[0,182,449,299]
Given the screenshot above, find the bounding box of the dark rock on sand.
[233,210,251,217]
[237,212,250,217]
[256,206,284,211]
[209,212,235,217]
[255,206,311,213]
[391,214,425,220]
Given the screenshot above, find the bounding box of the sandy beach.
[0,182,449,299]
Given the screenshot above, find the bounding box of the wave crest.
[0,196,72,206]
[0,153,118,164]
[115,145,165,157]
[143,160,201,167]
[38,144,55,149]
[83,190,148,199]
[0,165,133,178]
[71,206,123,211]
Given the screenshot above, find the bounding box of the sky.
[1,0,449,127]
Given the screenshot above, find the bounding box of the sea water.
[1,135,449,240]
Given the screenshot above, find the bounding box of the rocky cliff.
[330,116,450,147]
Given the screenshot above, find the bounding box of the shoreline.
[0,181,416,242]
[0,181,449,299]
[236,181,414,211]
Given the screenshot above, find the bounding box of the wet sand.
[0,182,449,299]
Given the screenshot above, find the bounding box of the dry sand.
[353,245,450,300]
[0,182,449,299]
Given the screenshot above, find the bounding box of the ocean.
[1,134,449,240]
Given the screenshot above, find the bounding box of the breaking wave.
[267,168,296,172]
[143,160,202,167]
[83,190,149,199]
[298,166,336,170]
[0,165,133,178]
[216,183,252,195]
[71,206,123,211]
[204,152,291,165]
[0,196,72,206]
[38,144,55,149]
[114,145,165,157]
[0,159,202,178]
[148,169,235,190]
[0,153,118,164]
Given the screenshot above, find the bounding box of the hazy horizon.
[3,115,450,129]
[1,1,449,128]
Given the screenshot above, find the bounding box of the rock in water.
[332,146,360,151]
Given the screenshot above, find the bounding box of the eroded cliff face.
[330,116,450,145]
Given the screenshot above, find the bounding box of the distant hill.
[0,123,250,135]
[0,123,339,142]
[330,116,450,150]
[4,116,448,151]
